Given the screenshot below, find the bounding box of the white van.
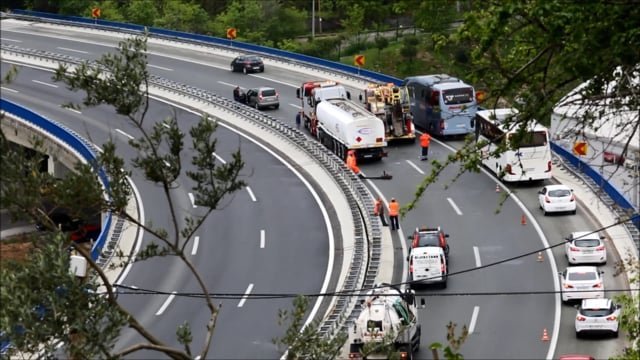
[408,246,448,289]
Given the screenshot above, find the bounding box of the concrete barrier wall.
[0,98,112,260]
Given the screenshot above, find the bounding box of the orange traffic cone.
[541,328,550,341]
[521,214,527,225]
[495,184,500,193]
[537,252,544,262]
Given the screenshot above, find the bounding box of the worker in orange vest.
[373,196,388,226]
[388,198,400,230]
[420,132,431,161]
[346,150,362,178]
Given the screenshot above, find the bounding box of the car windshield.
[567,272,597,281]
[574,239,601,247]
[417,233,440,247]
[549,189,571,197]
[580,307,613,317]
[262,89,276,96]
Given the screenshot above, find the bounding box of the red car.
[558,355,595,360]
[409,227,450,257]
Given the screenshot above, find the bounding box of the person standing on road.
[374,196,388,226]
[295,111,302,129]
[346,150,363,178]
[420,132,431,160]
[388,198,400,230]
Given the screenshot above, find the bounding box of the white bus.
[475,108,552,182]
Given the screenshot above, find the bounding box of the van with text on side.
[403,74,478,137]
[408,246,448,289]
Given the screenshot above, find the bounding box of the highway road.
[0,63,333,359]
[1,17,629,359]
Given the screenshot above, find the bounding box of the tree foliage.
[2,34,246,359]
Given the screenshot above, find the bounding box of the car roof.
[412,246,445,255]
[545,184,571,190]
[581,298,611,309]
[566,266,599,273]
[570,231,600,240]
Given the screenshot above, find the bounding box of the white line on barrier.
[469,306,480,334]
[188,192,197,208]
[212,152,227,164]
[115,128,134,140]
[191,236,200,255]
[447,197,463,215]
[237,284,254,307]
[148,64,173,71]
[155,291,177,315]
[405,159,425,175]
[260,230,265,248]
[32,79,57,88]
[246,186,257,202]
[56,46,88,54]
[473,246,481,267]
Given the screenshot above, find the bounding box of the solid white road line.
[217,81,236,87]
[447,197,463,215]
[212,152,227,164]
[260,230,265,248]
[473,246,481,267]
[1,86,18,93]
[162,122,170,129]
[405,159,425,175]
[188,193,197,208]
[155,291,177,315]
[57,46,88,54]
[148,64,173,71]
[246,186,257,202]
[32,79,58,88]
[1,37,22,42]
[115,128,134,140]
[191,236,200,255]
[237,283,254,307]
[163,160,171,168]
[469,306,480,334]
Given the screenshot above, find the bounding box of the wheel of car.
[230,64,235,72]
[255,102,260,110]
[274,104,279,109]
[441,281,447,289]
[575,331,581,339]
[243,67,248,75]
[613,330,619,338]
[543,208,548,216]
[571,209,577,215]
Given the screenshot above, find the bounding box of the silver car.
[246,87,279,110]
[559,266,605,303]
[565,231,607,265]
[575,298,620,338]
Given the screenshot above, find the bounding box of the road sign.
[91,8,101,18]
[354,55,365,67]
[226,28,237,40]
[573,141,587,156]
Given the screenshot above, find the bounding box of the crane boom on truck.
[296,80,387,161]
[347,284,422,359]
[360,83,416,143]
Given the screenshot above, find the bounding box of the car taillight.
[376,137,384,142]
[570,246,580,252]
[593,282,602,288]
[546,160,552,172]
[504,164,516,175]
[409,259,414,273]
[259,95,264,100]
[400,352,409,359]
[545,195,551,203]
[570,194,575,202]
[563,283,574,289]
[576,315,586,321]
[596,245,605,251]
[606,315,617,321]
[349,353,362,359]
[441,263,445,273]
[406,119,412,133]
[412,238,418,248]
[276,92,279,98]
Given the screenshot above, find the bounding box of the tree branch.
[114,342,191,359]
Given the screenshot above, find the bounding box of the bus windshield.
[507,131,548,148]
[442,88,474,105]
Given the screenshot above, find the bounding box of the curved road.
[1,18,628,359]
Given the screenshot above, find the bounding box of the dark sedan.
[230,55,264,74]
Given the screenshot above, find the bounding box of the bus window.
[507,131,548,148]
[442,88,474,105]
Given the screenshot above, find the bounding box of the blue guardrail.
[1,99,112,260]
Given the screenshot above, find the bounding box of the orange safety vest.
[388,201,400,216]
[420,133,431,148]
[346,154,360,174]
[374,199,382,215]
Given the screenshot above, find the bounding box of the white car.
[559,266,604,302]
[565,231,607,265]
[575,298,620,338]
[538,184,577,215]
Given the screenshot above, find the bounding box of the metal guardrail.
[1,43,381,340]
[0,99,113,261]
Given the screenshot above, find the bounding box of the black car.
[230,55,264,74]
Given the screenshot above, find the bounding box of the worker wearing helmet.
[420,132,431,161]
[373,196,388,227]
[388,198,400,231]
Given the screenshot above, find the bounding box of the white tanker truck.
[297,80,387,161]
